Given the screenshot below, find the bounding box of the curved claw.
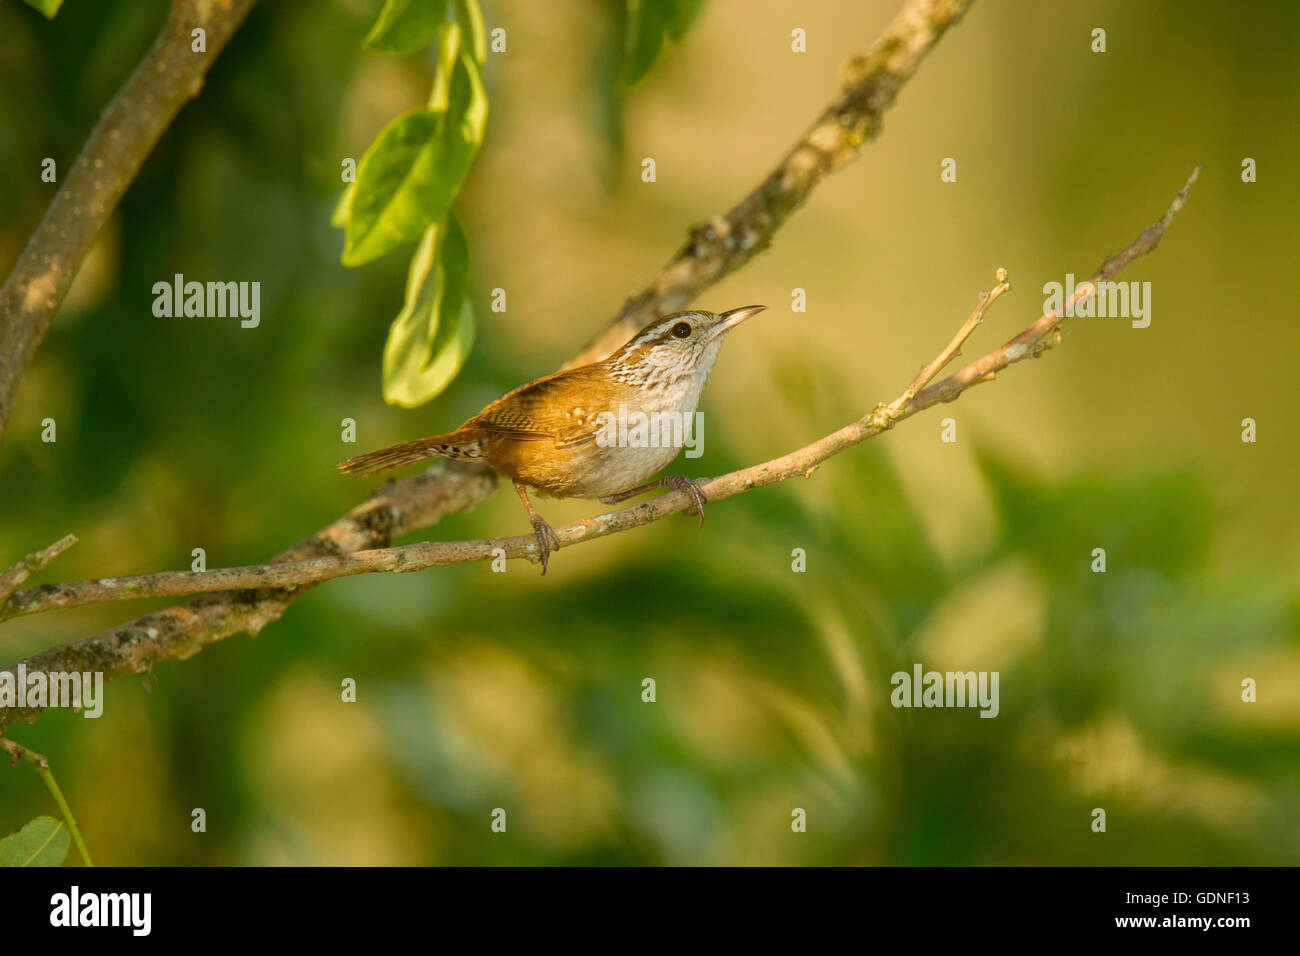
[665,475,707,528]
[529,515,562,575]
[598,475,708,528]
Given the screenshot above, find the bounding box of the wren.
[339,305,766,573]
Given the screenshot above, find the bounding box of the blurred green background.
[1,0,1297,865]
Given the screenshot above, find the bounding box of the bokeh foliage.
[0,0,1296,865]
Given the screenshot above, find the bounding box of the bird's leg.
[514,482,561,574]
[598,475,707,528]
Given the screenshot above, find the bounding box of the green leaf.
[453,0,487,64]
[620,0,668,88]
[0,816,71,867]
[343,46,487,266]
[665,0,703,41]
[364,0,450,55]
[383,214,476,407]
[20,0,63,18]
[619,0,704,87]
[343,108,443,264]
[452,49,489,150]
[428,21,462,111]
[331,180,357,228]
[436,208,472,325]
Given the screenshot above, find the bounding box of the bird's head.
[606,305,766,389]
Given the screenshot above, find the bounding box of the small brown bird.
[339,305,766,572]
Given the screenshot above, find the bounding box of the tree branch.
[0,0,259,449]
[565,0,975,368]
[0,165,1201,637]
[0,464,495,727]
[0,533,77,606]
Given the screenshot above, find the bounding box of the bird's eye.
[671,321,692,338]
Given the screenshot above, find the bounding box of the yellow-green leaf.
[21,0,63,18]
[343,52,487,266]
[0,816,71,867]
[331,180,357,228]
[453,0,487,64]
[364,0,449,55]
[428,21,462,111]
[382,214,476,407]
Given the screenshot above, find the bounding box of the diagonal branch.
[0,0,260,449]
[565,0,975,368]
[0,167,1201,650]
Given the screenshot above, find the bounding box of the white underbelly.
[562,442,684,499]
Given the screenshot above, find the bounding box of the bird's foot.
[663,475,707,528]
[600,475,708,527]
[530,514,562,575]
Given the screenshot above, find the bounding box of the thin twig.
[0,167,1200,628]
[910,166,1202,409]
[0,533,77,605]
[889,267,1011,415]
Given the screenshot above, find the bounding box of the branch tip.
[0,533,80,606]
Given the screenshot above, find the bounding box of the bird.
[338,305,766,572]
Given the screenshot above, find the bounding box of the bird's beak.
[710,305,767,339]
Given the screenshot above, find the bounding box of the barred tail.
[338,431,483,476]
